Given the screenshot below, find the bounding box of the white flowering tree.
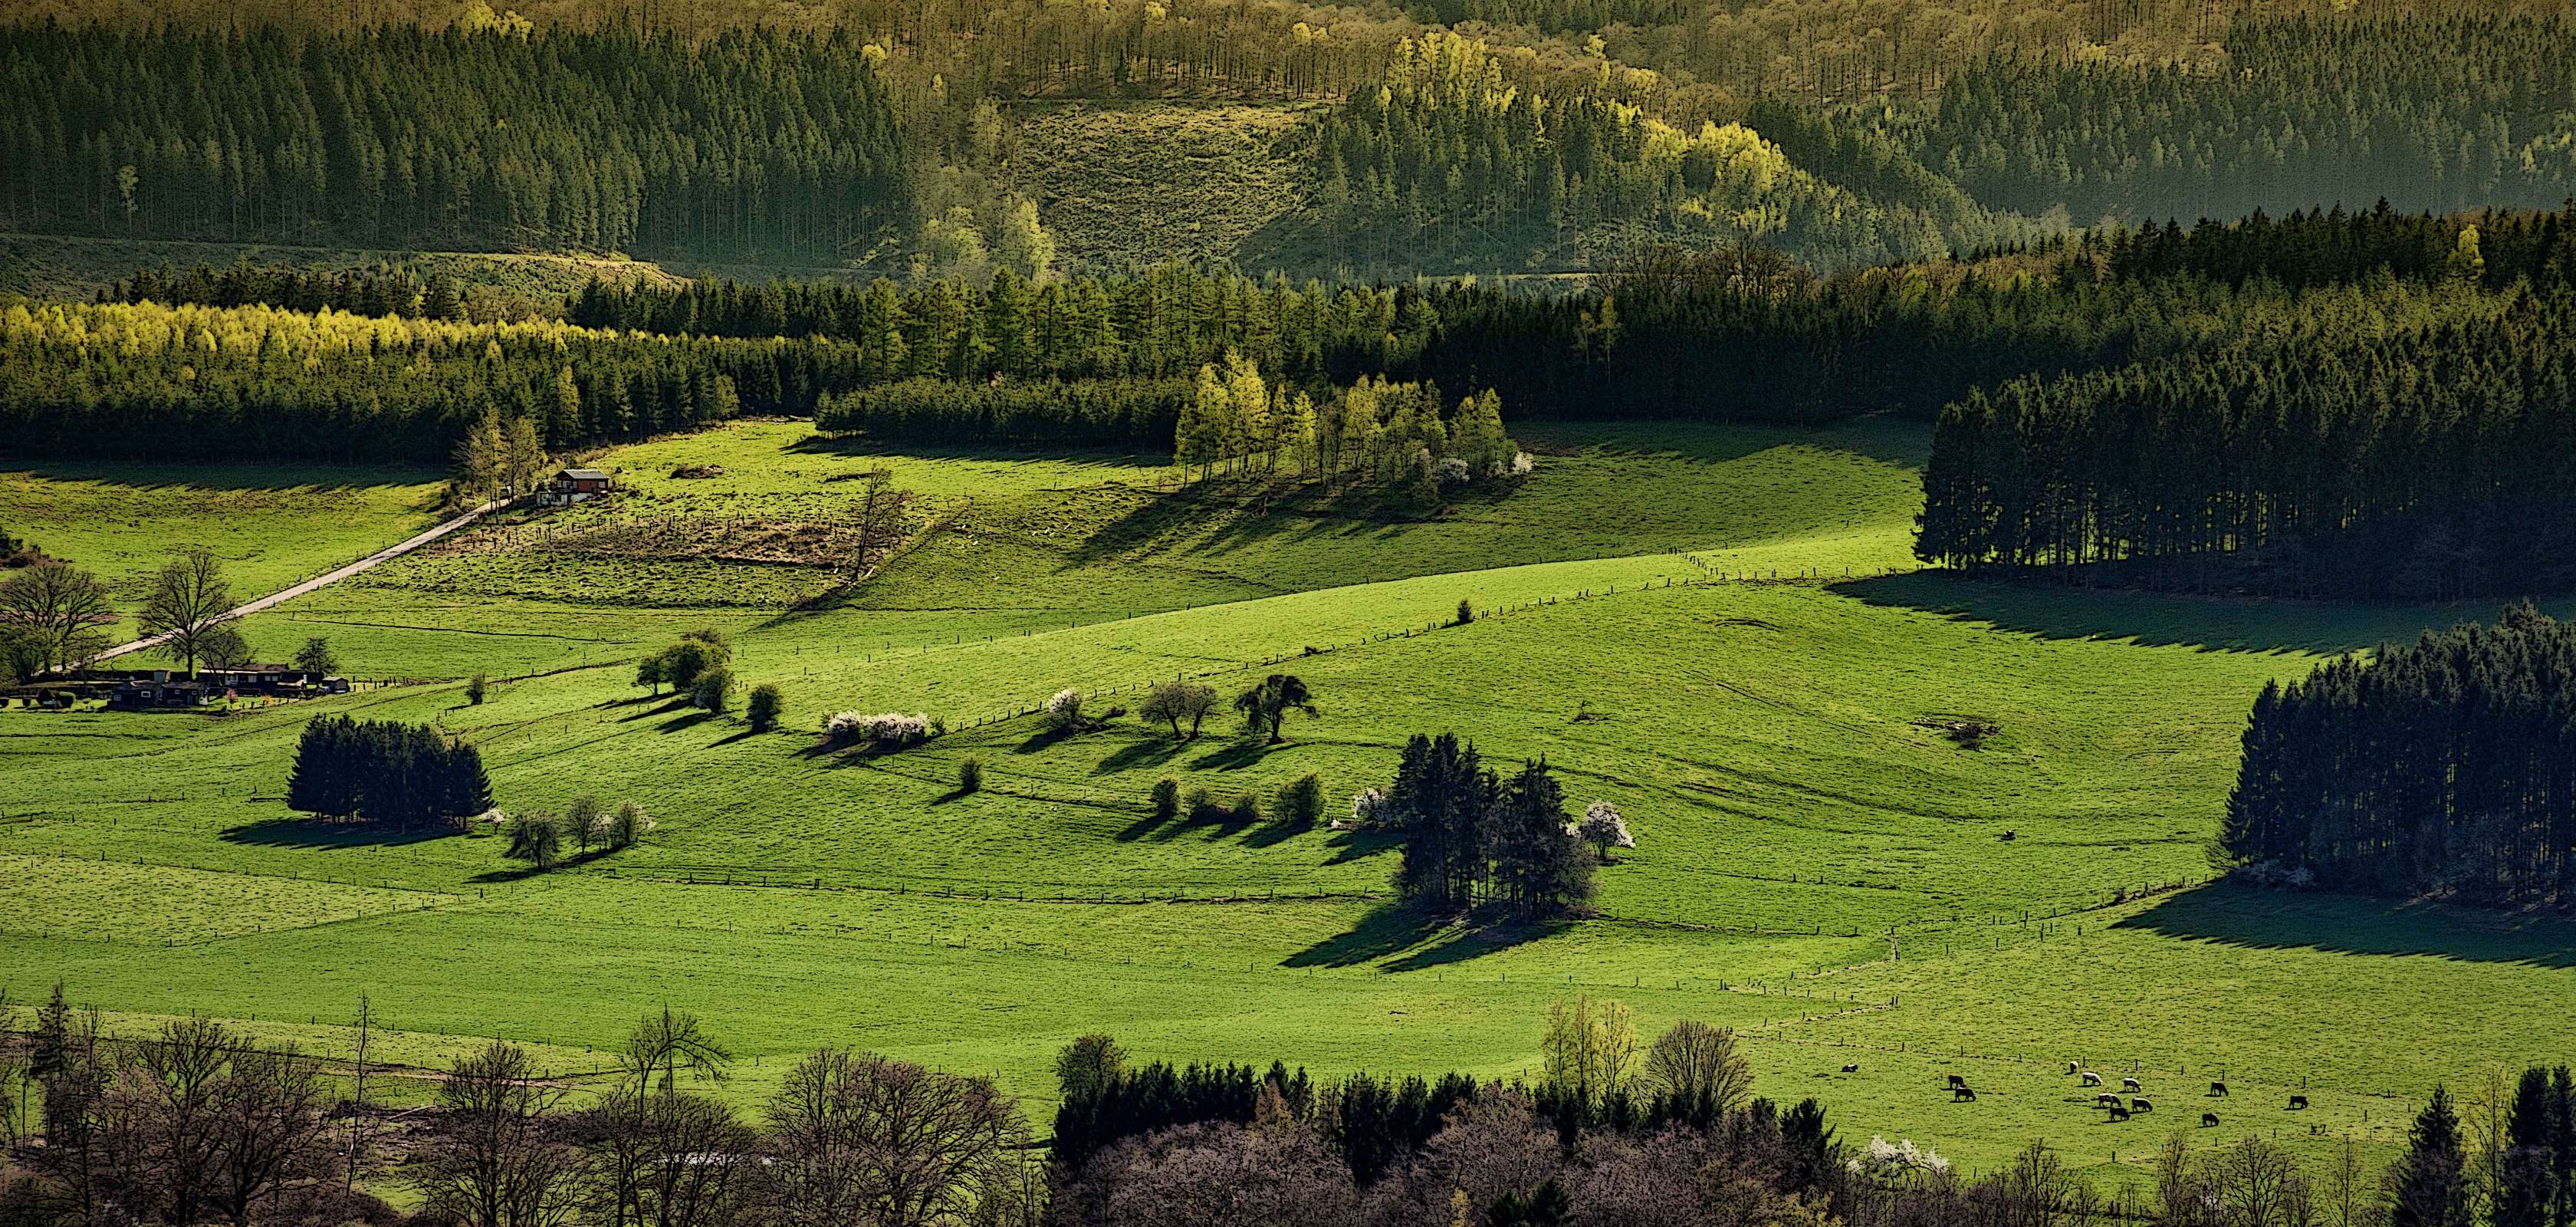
[1575,801,1635,864]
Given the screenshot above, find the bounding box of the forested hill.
[11,4,2576,278]
[0,23,909,261]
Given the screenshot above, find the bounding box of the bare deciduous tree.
[1638,1020,1751,1117]
[761,1049,1029,1227]
[416,1041,578,1227]
[0,558,119,673]
[587,1091,756,1227]
[138,547,243,676]
[619,1008,734,1110]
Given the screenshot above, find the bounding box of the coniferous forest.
[0,24,908,259]
[2226,604,2576,908]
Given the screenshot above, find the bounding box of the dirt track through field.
[90,498,506,665]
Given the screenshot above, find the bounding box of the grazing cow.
[1952,1086,1977,1102]
[1842,1064,1859,1074]
[2203,1112,2221,1128]
[2108,1105,2132,1123]
[2289,1094,2310,1110]
[1948,1074,1967,1089]
[2210,1081,2229,1097]
[2131,1097,2154,1114]
[2122,1077,2143,1093]
[2067,1061,2082,1075]
[2096,1093,2124,1109]
[2082,1072,2103,1087]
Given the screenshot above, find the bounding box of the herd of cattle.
[1835,1059,2315,1125]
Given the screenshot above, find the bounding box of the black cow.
[2210,1081,2229,1097]
[1842,1063,1859,1074]
[2108,1104,2132,1122]
[2203,1112,2221,1127]
[2131,1097,2154,1114]
[1948,1074,1967,1089]
[1952,1086,1976,1102]
[2289,1094,2310,1110]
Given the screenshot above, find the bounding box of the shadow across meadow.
[2114,880,2576,968]
[1282,900,1566,970]
[221,817,455,849]
[1831,571,2560,657]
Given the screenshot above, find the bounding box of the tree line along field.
[6,415,2571,1189]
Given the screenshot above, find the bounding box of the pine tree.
[2396,1087,2473,1227]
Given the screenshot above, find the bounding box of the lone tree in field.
[0,558,119,673]
[746,683,784,732]
[139,546,243,676]
[1233,673,1319,743]
[1139,679,1217,740]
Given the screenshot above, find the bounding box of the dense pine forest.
[1915,207,2576,599]
[0,23,908,259]
[2226,604,2576,908]
[1922,18,2576,226]
[15,5,2576,277]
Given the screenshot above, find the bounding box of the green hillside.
[7,417,2561,1184]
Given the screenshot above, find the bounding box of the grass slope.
[0,461,447,642]
[7,416,2568,1185]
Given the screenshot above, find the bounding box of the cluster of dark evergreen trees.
[1916,281,2576,597]
[2226,607,2576,909]
[1385,733,1594,916]
[285,714,491,829]
[108,262,468,321]
[1050,1061,1318,1175]
[1915,204,2576,597]
[0,23,907,259]
[1924,18,2576,225]
[815,377,1189,448]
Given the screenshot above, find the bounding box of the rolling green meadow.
[7,416,2569,1189]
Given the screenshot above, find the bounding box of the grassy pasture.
[0,461,445,639]
[7,416,2572,1186]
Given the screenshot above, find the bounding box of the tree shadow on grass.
[222,817,457,849]
[1113,807,1177,842]
[468,846,619,884]
[656,709,715,733]
[1241,816,1313,849]
[619,697,695,723]
[1281,902,1565,969]
[1188,740,1280,771]
[1832,571,2557,657]
[2112,880,2576,968]
[1092,734,1191,775]
[1322,826,1402,866]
